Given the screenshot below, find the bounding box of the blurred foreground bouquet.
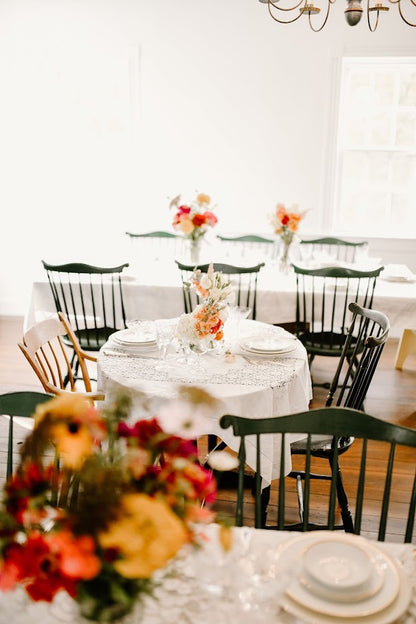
[0,392,217,622]
[176,264,234,351]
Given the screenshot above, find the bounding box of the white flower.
[200,275,212,290]
[157,398,213,439]
[176,313,197,342]
[207,451,239,471]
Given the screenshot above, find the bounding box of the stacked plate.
[279,532,411,623]
[111,329,157,351]
[239,333,297,356]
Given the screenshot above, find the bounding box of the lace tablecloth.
[97,322,313,485]
[2,526,415,624]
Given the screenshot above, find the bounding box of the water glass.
[155,318,177,361]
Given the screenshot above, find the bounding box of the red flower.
[203,211,218,226]
[281,214,290,226]
[192,213,206,227]
[118,418,163,445]
[2,533,78,602]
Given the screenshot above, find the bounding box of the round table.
[97,320,313,486]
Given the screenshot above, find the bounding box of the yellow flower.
[34,394,104,469]
[98,494,188,578]
[196,193,210,205]
[34,394,94,426]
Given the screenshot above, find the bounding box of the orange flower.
[98,494,188,578]
[196,193,210,205]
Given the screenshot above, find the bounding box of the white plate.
[302,538,374,594]
[240,336,297,354]
[112,329,157,347]
[278,533,401,619]
[281,564,410,624]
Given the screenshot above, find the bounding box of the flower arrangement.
[270,202,305,270]
[176,264,234,351]
[270,202,304,246]
[170,192,218,241]
[0,391,219,622]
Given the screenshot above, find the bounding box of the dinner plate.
[281,564,410,624]
[112,329,157,347]
[302,538,374,592]
[277,533,403,621]
[240,336,297,354]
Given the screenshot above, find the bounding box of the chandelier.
[259,0,416,31]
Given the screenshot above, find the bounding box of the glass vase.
[278,239,292,274]
[189,238,201,265]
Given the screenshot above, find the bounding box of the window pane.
[334,58,416,239]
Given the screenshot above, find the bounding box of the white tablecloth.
[97,321,313,486]
[1,525,415,624]
[25,260,416,339]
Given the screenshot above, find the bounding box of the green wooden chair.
[125,230,183,261]
[217,234,276,261]
[175,260,265,320]
[220,406,416,543]
[292,263,384,370]
[0,391,54,479]
[299,237,368,264]
[42,261,129,379]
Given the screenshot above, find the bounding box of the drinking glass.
[155,318,177,366]
[126,319,156,341]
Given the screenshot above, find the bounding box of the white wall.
[0,0,415,315]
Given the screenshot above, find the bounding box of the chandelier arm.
[268,0,306,10]
[308,0,332,31]
[268,1,305,22]
[397,0,416,24]
[367,0,380,30]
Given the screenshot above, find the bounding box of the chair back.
[217,234,276,261]
[18,312,104,400]
[42,261,129,351]
[0,391,54,479]
[299,237,368,264]
[175,260,265,319]
[220,407,416,542]
[125,230,184,261]
[327,302,390,410]
[292,264,384,360]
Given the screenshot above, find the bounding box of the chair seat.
[63,327,117,351]
[291,434,354,454]
[298,331,356,357]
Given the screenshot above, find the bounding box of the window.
[333,57,416,239]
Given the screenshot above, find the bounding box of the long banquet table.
[1,525,415,623]
[24,257,416,339]
[97,320,313,486]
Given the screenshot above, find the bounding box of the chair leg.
[329,457,354,533]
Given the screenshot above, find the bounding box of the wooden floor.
[1,316,416,541]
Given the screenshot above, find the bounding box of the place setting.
[277,531,412,624]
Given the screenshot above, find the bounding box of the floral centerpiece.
[270,202,305,271]
[0,391,220,623]
[176,264,234,354]
[170,192,218,264]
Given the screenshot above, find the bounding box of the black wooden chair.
[220,406,416,543]
[217,234,276,261]
[292,263,384,370]
[175,260,265,320]
[0,391,54,479]
[288,302,390,533]
[299,237,368,264]
[125,230,183,261]
[42,261,129,378]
